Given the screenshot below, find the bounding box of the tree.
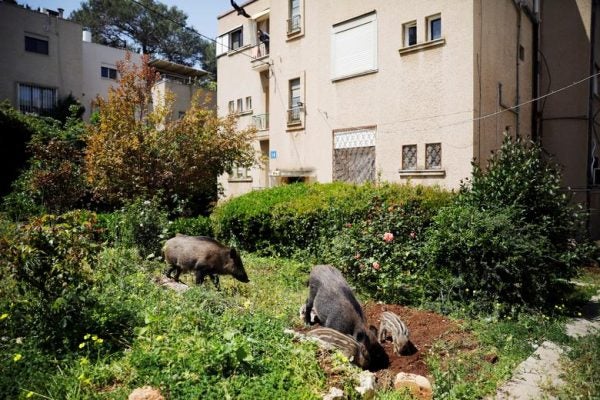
[85,54,255,214]
[70,0,215,75]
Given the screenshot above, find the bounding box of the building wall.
[81,41,138,120]
[218,0,478,197]
[539,0,600,238]
[0,2,82,110]
[473,0,535,164]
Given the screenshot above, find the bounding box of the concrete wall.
[218,0,479,197]
[81,42,138,120]
[0,2,82,110]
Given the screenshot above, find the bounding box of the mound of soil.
[363,303,469,380]
[297,302,475,384]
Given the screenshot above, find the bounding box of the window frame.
[236,98,243,113]
[427,15,442,41]
[402,144,418,170]
[17,83,57,114]
[288,77,302,125]
[101,66,118,80]
[230,27,243,51]
[425,142,442,170]
[403,21,417,47]
[245,96,253,112]
[228,100,235,114]
[25,35,49,55]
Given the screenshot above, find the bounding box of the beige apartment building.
[0,1,212,122]
[217,0,600,237]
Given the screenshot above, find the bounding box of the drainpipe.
[587,0,597,234]
[531,0,540,141]
[515,1,522,137]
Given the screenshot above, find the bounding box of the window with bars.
[402,145,417,170]
[288,0,301,34]
[18,83,56,114]
[288,78,302,124]
[426,143,442,169]
[25,36,48,54]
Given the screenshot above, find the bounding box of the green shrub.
[166,215,213,237]
[212,182,452,257]
[1,210,102,349]
[99,197,168,258]
[422,135,591,313]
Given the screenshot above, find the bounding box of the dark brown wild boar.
[162,234,248,288]
[304,265,381,366]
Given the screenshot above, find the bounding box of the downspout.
[587,0,597,234]
[515,1,522,137]
[531,0,540,141]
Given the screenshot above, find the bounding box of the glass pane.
[430,18,441,40]
[101,67,108,78]
[426,143,442,169]
[408,26,417,46]
[402,145,417,170]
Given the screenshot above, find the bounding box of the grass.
[3,250,599,399]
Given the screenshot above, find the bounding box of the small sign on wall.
[270,150,277,159]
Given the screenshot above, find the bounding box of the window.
[403,21,417,47]
[228,100,235,114]
[331,12,377,80]
[236,98,243,113]
[333,128,376,183]
[288,0,301,34]
[428,15,442,41]
[230,166,251,181]
[230,28,243,50]
[288,78,302,124]
[245,96,252,111]
[25,36,48,55]
[101,66,117,80]
[426,143,442,169]
[18,83,56,114]
[402,145,417,170]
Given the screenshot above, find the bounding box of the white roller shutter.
[331,12,377,80]
[216,34,227,56]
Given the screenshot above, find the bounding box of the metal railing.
[252,113,269,130]
[287,106,303,125]
[287,15,301,34]
[252,42,269,59]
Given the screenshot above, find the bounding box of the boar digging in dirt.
[304,265,386,369]
[163,234,249,288]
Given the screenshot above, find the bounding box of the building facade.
[1,1,212,122]
[217,0,600,237]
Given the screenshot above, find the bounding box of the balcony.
[251,43,270,72]
[252,113,269,138]
[287,106,303,126]
[287,15,301,35]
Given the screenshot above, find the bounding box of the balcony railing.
[287,15,301,35]
[252,113,269,130]
[252,42,269,59]
[287,106,303,125]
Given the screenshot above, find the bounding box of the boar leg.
[195,270,208,285]
[166,265,181,281]
[209,274,220,290]
[304,282,319,325]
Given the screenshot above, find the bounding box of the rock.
[128,386,164,400]
[393,372,432,400]
[323,387,344,400]
[355,370,376,398]
[154,275,190,293]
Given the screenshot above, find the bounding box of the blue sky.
[19,0,228,38]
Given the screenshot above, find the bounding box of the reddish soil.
[363,303,472,381]
[297,302,477,386]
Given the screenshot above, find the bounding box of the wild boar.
[304,265,378,356]
[162,234,249,288]
[378,311,411,355]
[307,327,370,369]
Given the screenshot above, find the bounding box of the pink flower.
[372,262,381,270]
[383,232,394,243]
[344,223,352,228]
[409,231,417,239]
[354,253,361,260]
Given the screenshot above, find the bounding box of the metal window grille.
[333,129,376,183]
[402,145,417,170]
[426,143,442,169]
[18,84,56,114]
[287,106,302,124]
